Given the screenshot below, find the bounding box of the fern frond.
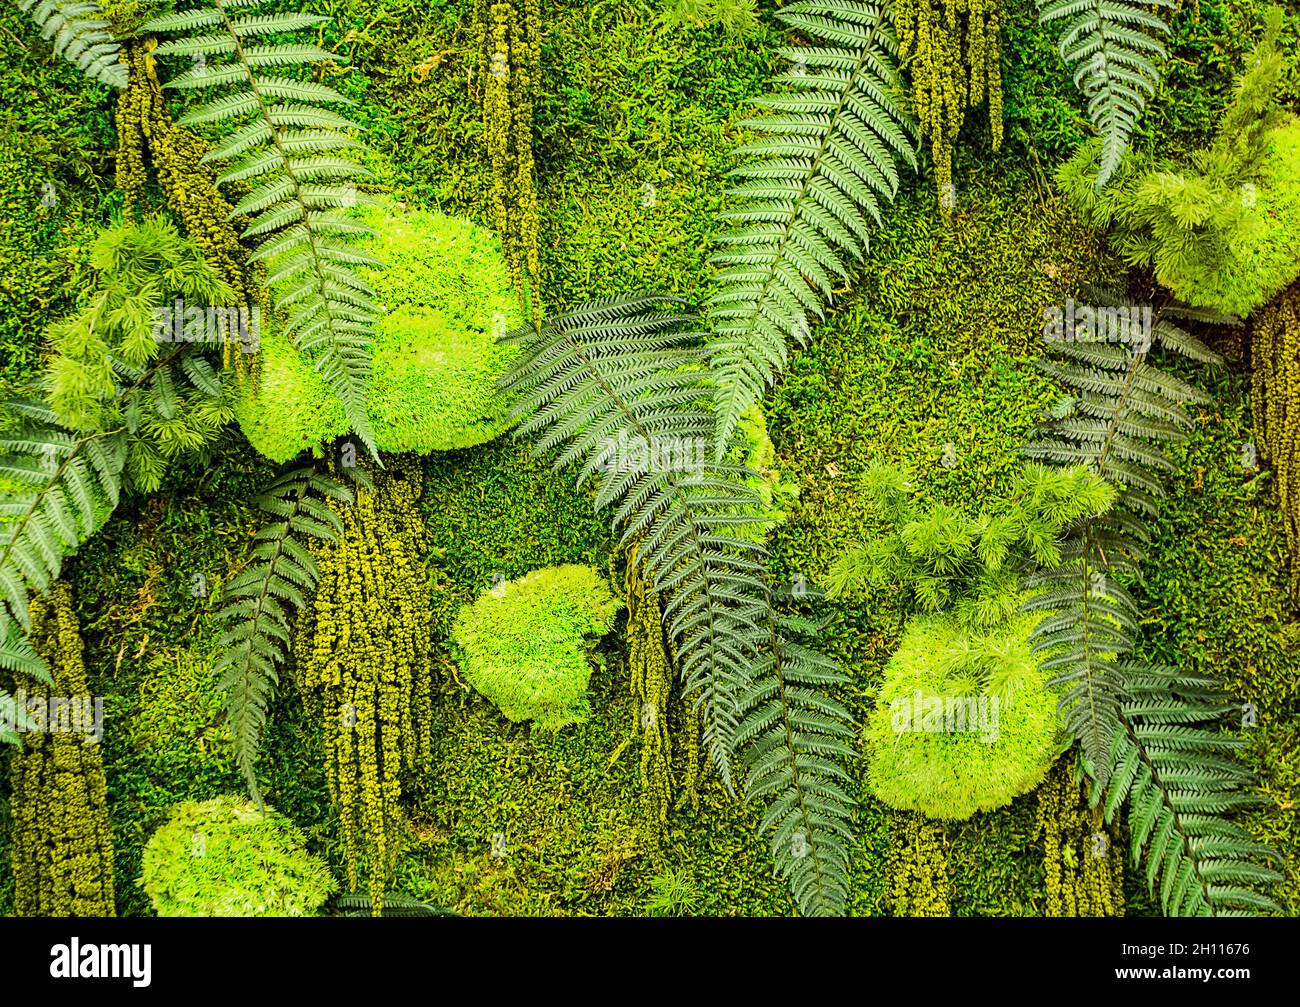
[331,892,459,917]
[215,461,367,801]
[1025,292,1277,913]
[1023,294,1224,783]
[0,403,125,640]
[739,609,854,916]
[706,0,916,456]
[501,294,855,916]
[141,0,381,458]
[17,0,128,88]
[1105,675,1283,915]
[1037,0,1175,188]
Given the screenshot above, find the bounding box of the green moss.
[131,647,232,781]
[2,0,1293,919]
[452,565,622,730]
[236,199,522,461]
[1060,124,1300,318]
[140,796,336,917]
[865,610,1065,821]
[730,404,799,541]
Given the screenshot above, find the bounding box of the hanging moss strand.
[1253,282,1300,597]
[479,0,542,327]
[625,546,673,846]
[886,813,952,916]
[1033,757,1124,916]
[295,457,434,914]
[895,0,1004,212]
[9,583,116,917]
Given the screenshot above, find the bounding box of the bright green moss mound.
[452,565,622,731]
[866,610,1064,821]
[1060,123,1300,318]
[236,201,522,461]
[140,796,335,917]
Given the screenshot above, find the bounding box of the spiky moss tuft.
[236,200,522,461]
[1178,123,1300,315]
[452,565,622,731]
[1059,123,1300,318]
[865,609,1065,821]
[140,796,335,917]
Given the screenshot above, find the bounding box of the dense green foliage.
[1058,9,1300,316]
[140,795,335,916]
[0,0,1294,923]
[453,565,622,730]
[1037,0,1174,189]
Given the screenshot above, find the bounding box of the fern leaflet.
[1037,0,1174,189]
[17,0,128,88]
[0,400,126,643]
[707,0,916,457]
[216,460,365,801]
[140,0,383,457]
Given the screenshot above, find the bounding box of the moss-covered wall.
[0,0,1295,916]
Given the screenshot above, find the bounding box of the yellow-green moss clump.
[140,796,335,916]
[1253,282,1300,597]
[866,609,1065,820]
[625,545,673,844]
[453,565,622,730]
[237,200,523,460]
[730,403,799,541]
[887,814,952,916]
[9,583,116,916]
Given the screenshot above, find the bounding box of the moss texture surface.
[0,0,1295,917]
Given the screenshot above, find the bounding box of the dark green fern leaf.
[17,0,128,88]
[1023,289,1226,784]
[500,294,856,916]
[331,892,459,917]
[1103,666,1283,915]
[738,607,854,916]
[216,460,367,801]
[1025,290,1277,914]
[1037,0,1174,189]
[140,0,383,457]
[0,400,126,643]
[706,0,916,457]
